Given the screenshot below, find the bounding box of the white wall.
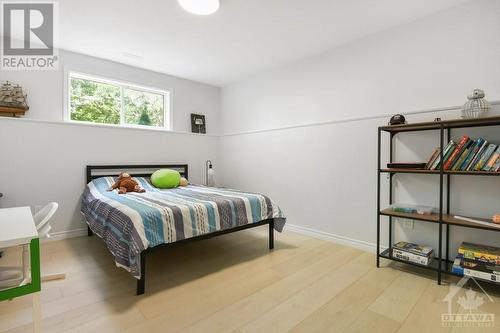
[219,0,500,254]
[222,0,500,134]
[0,50,220,236]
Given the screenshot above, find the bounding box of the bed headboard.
[86,164,188,184]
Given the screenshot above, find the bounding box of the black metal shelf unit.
[376,116,500,285]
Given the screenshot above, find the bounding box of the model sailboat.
[0,81,29,117]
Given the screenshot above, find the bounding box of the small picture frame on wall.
[191,113,206,134]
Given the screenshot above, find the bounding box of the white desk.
[0,207,38,247]
[0,207,42,333]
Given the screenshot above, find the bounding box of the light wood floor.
[1,227,500,333]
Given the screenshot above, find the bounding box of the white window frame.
[64,70,172,131]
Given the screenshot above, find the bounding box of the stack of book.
[452,242,500,283]
[425,135,500,172]
[392,241,434,266]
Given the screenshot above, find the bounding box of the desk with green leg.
[0,207,42,333]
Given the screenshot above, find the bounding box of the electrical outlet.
[401,218,414,229]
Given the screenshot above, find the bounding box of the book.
[493,149,500,171]
[467,140,489,171]
[451,140,474,171]
[463,267,500,283]
[458,242,500,265]
[454,215,500,230]
[463,258,500,274]
[460,138,483,171]
[493,155,500,172]
[430,141,454,170]
[444,136,469,170]
[392,248,433,266]
[474,144,497,171]
[461,138,484,170]
[461,252,500,283]
[425,147,441,170]
[432,141,456,170]
[452,256,464,276]
[483,146,500,171]
[393,241,434,257]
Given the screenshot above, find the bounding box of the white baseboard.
[285,223,384,253]
[44,228,88,242]
[43,224,383,253]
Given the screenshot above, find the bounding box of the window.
[67,72,170,130]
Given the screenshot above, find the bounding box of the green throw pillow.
[151,169,181,189]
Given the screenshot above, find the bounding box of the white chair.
[0,202,65,289]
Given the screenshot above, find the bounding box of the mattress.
[81,177,286,278]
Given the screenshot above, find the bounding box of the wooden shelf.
[381,168,438,174]
[379,116,500,133]
[0,106,28,117]
[380,168,500,176]
[447,170,500,176]
[380,208,500,232]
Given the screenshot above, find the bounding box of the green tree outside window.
[69,75,167,128]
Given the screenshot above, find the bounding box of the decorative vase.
[461,89,490,119]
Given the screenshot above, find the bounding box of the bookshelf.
[377,115,500,285]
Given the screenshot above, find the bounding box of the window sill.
[0,116,217,137]
[65,119,173,132]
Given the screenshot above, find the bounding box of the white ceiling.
[58,0,468,87]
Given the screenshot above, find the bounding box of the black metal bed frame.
[85,164,275,295]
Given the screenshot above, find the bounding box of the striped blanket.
[81,177,286,278]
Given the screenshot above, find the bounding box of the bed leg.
[269,220,274,250]
[87,226,93,237]
[137,252,146,295]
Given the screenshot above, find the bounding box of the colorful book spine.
[493,155,500,172]
[458,242,500,265]
[467,140,489,171]
[431,143,451,170]
[463,258,500,274]
[452,140,473,171]
[444,136,469,170]
[460,138,483,170]
[424,136,499,172]
[432,141,456,170]
[484,146,500,171]
[475,144,497,171]
[425,147,441,170]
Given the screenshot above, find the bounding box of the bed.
[82,164,286,295]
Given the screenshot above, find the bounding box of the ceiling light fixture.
[178,0,220,15]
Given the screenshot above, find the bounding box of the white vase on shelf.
[461,89,490,119]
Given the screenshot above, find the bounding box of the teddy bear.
[107,172,146,194]
[179,177,188,187]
